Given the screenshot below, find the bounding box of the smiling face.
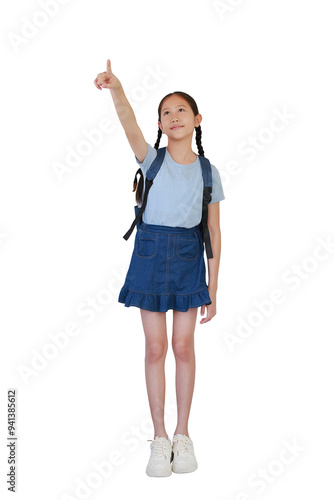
[158,94,202,138]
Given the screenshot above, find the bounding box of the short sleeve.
[209,164,225,204]
[135,142,157,175]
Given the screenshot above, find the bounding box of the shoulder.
[206,161,222,183]
[135,142,158,174]
[209,162,219,175]
[206,159,225,202]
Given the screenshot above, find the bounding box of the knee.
[145,342,168,363]
[172,340,194,362]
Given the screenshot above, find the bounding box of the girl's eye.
[164,108,185,115]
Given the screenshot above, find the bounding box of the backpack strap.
[123,147,167,240]
[198,155,213,259]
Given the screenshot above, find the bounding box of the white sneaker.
[172,434,198,473]
[146,436,173,477]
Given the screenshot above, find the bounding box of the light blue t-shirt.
[134,142,225,228]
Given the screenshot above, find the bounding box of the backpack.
[123,146,213,259]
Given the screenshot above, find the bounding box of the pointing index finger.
[106,59,111,73]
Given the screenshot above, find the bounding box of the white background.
[1,0,334,498]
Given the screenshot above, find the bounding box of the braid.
[136,128,162,205]
[154,128,162,149]
[135,174,143,206]
[195,125,205,157]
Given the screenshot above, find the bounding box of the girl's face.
[158,95,202,138]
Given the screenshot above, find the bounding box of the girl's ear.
[195,114,202,127]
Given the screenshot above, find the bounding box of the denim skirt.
[118,221,212,312]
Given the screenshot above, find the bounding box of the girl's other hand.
[199,288,217,324]
[94,59,121,90]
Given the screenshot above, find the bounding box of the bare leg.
[140,309,169,440]
[171,307,198,437]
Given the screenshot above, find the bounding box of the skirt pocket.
[176,232,201,261]
[136,232,158,258]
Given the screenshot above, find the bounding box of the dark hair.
[135,91,204,205]
[154,91,204,156]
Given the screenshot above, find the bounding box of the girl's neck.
[166,142,197,165]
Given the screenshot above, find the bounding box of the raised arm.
[94,59,148,163]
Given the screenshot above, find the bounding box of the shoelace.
[147,438,170,458]
[172,435,190,455]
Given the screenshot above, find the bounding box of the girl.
[94,60,225,477]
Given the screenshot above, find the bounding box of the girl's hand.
[94,59,121,90]
[199,287,217,324]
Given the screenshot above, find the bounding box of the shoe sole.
[146,466,172,477]
[146,451,173,477]
[172,461,198,474]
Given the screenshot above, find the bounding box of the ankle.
[154,432,169,440]
[174,430,189,437]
